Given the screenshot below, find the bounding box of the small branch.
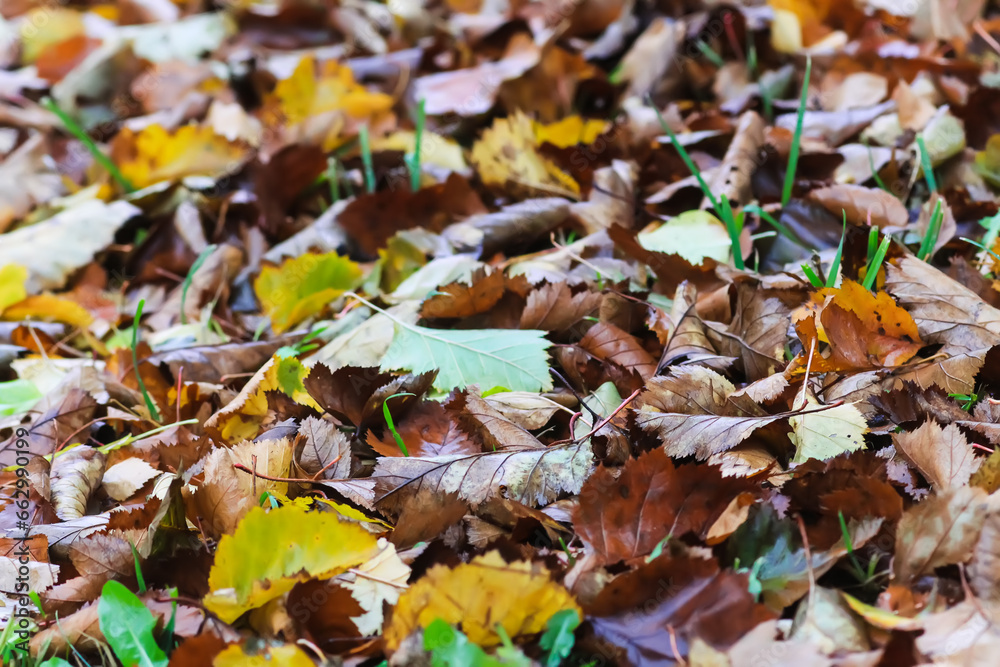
[232,463,326,484]
[551,387,642,446]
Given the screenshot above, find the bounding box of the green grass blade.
[180,244,217,325]
[862,233,892,290]
[918,198,944,261]
[649,99,744,269]
[382,392,414,456]
[742,204,809,248]
[781,56,812,206]
[916,134,937,193]
[42,97,135,193]
[801,263,824,288]
[826,213,846,288]
[359,125,376,194]
[863,139,890,193]
[867,226,879,263]
[327,157,340,204]
[696,40,725,68]
[131,300,162,422]
[407,99,426,192]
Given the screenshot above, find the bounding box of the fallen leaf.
[471,111,580,198]
[204,504,381,623]
[384,550,579,650]
[893,421,981,491]
[894,485,987,583]
[253,252,362,333]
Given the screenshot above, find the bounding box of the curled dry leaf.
[50,447,106,521]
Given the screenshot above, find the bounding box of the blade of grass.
[826,212,847,288]
[916,135,937,193]
[406,99,426,192]
[696,40,725,68]
[867,226,879,263]
[862,233,892,291]
[359,125,376,194]
[781,55,811,206]
[131,300,162,422]
[961,236,1000,265]
[863,139,891,193]
[648,100,744,270]
[179,244,217,325]
[801,263,824,288]
[326,157,341,204]
[917,198,944,261]
[41,97,135,193]
[382,392,414,456]
[742,203,809,248]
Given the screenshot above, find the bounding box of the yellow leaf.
[384,551,580,650]
[533,116,608,148]
[21,9,85,64]
[3,294,93,329]
[213,643,315,667]
[207,353,320,442]
[0,265,28,312]
[204,504,381,623]
[262,56,394,151]
[840,592,923,631]
[113,123,250,189]
[254,251,362,333]
[371,130,468,172]
[471,111,580,198]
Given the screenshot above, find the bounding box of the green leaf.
[789,401,868,464]
[204,504,381,623]
[0,379,42,417]
[38,659,74,667]
[638,210,734,264]
[97,580,169,667]
[540,609,581,667]
[254,252,362,333]
[380,325,552,393]
[425,619,499,667]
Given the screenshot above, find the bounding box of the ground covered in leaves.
[7,0,1000,665]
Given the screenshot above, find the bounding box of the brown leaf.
[807,184,909,229]
[338,174,486,256]
[420,269,506,319]
[792,280,923,374]
[885,256,1000,394]
[296,416,352,480]
[894,485,988,582]
[634,366,784,460]
[704,280,790,381]
[367,400,479,458]
[519,282,602,333]
[704,110,765,209]
[445,390,544,452]
[579,322,657,381]
[287,580,364,653]
[582,555,775,665]
[607,224,722,296]
[573,448,757,565]
[569,160,637,235]
[303,364,395,426]
[893,421,981,491]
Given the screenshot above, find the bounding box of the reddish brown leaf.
[579,322,657,380]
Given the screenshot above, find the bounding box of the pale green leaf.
[380,325,552,392]
[789,401,868,464]
[638,210,732,264]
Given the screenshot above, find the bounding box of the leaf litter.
[7,0,1000,665]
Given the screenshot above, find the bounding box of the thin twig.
[551,388,641,445]
[232,463,325,484]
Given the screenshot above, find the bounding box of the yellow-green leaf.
[204,504,381,623]
[254,252,362,333]
[0,264,28,312]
